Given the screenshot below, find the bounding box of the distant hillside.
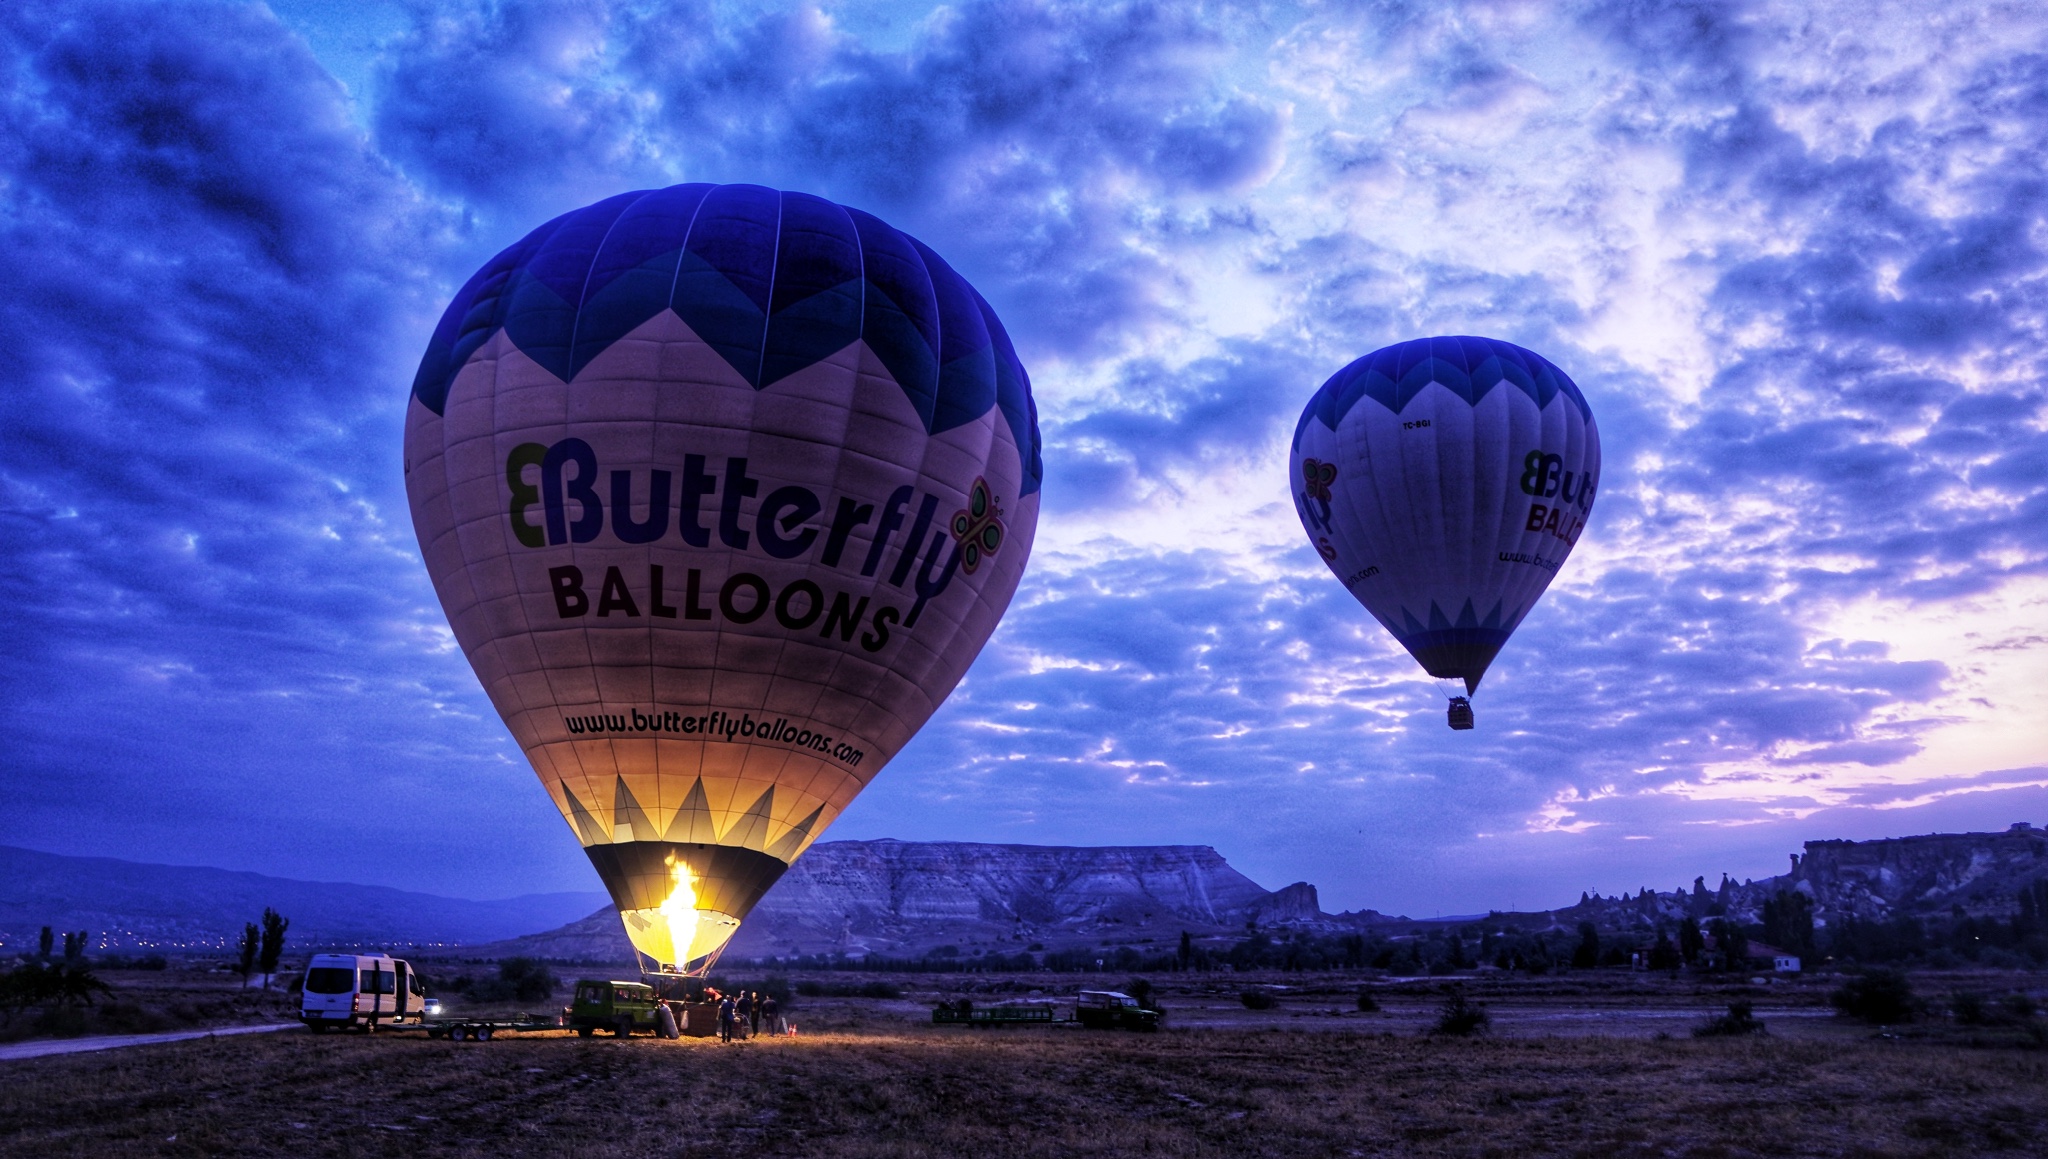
[15,822,2041,964]
[1524,822,2048,933]
[0,845,608,953]
[480,825,2048,963]
[471,839,1331,963]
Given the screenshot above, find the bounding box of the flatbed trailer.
[421,1014,563,1042]
[931,1003,1067,1029]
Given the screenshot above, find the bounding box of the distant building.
[1745,940,1801,972]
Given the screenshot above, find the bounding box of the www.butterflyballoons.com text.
[562,708,865,768]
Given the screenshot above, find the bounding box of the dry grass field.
[3,977,2046,1159]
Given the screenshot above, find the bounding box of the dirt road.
[0,1022,295,1063]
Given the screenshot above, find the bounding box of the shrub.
[1356,989,1380,1013]
[1430,987,1488,1036]
[794,980,902,999]
[1694,1000,1767,1037]
[0,962,112,1013]
[1832,968,1916,1024]
[1952,992,2038,1027]
[464,957,558,1004]
[1240,990,1277,1011]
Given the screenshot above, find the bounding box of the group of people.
[706,987,783,1042]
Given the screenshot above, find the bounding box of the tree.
[1647,929,1682,972]
[1710,918,1748,970]
[1761,890,1815,961]
[2018,879,2048,935]
[38,926,52,961]
[1178,930,1193,971]
[236,922,260,988]
[258,908,290,988]
[1679,916,1705,965]
[1571,921,1601,969]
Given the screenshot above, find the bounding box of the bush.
[1356,989,1380,1013]
[794,980,901,999]
[1240,990,1277,1011]
[1832,968,1916,1024]
[1952,992,2037,1027]
[1694,1000,1767,1037]
[463,957,557,1004]
[0,962,113,1013]
[1430,987,1488,1036]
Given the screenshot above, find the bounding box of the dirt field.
[3,979,2045,1158]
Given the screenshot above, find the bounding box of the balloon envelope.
[404,184,1040,970]
[1290,336,1598,696]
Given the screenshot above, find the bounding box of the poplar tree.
[257,909,290,989]
[236,923,259,988]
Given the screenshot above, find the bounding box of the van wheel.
[307,1023,329,1035]
[577,1026,594,1038]
[615,1019,632,1037]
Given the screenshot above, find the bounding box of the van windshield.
[305,967,355,994]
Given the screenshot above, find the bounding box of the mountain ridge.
[0,844,608,952]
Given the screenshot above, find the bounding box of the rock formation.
[470,839,1327,963]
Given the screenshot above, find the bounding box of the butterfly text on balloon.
[506,439,996,635]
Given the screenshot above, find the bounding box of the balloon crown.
[410,183,1042,495]
[1292,335,1593,451]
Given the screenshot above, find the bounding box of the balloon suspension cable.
[635,944,730,986]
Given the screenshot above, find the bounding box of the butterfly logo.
[950,477,1006,575]
[1301,459,1337,502]
[1300,458,1337,532]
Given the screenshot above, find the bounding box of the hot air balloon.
[1289,336,1598,730]
[404,184,1040,972]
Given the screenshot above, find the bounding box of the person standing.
[748,991,763,1038]
[718,993,736,1043]
[762,992,781,1037]
[735,990,753,1041]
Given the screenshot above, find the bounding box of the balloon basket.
[1446,697,1474,731]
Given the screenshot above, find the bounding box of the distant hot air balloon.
[404,184,1041,972]
[1290,336,1598,729]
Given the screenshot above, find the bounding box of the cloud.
[373,0,1291,358]
[1,0,2043,917]
[0,0,582,893]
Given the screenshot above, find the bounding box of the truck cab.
[1075,990,1162,1031]
[300,953,426,1032]
[567,979,663,1037]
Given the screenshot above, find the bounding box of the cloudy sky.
[2,0,2044,915]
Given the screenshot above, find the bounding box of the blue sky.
[1,0,2043,915]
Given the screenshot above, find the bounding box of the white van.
[300,953,427,1031]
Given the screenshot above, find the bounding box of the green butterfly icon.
[950,477,1006,575]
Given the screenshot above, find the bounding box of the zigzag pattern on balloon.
[409,183,1043,495]
[1291,335,1593,449]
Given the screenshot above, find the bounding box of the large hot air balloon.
[404,184,1040,971]
[1290,336,1598,729]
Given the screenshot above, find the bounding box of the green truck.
[1074,990,1162,1031]
[567,980,667,1037]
